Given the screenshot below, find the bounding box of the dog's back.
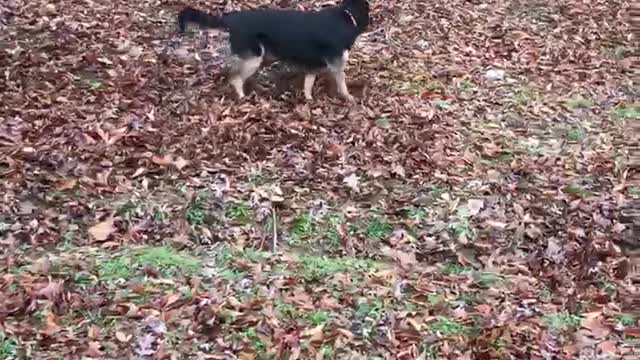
[222,8,363,67]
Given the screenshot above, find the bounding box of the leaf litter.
[0,0,637,358]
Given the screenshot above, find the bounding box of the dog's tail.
[178,7,225,32]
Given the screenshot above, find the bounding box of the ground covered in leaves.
[0,0,638,358]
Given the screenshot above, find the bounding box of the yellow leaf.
[88,217,115,242]
[115,331,132,343]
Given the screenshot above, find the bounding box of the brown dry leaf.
[381,246,417,269]
[582,312,610,339]
[31,256,51,274]
[173,156,189,170]
[164,293,181,308]
[596,340,617,354]
[151,154,190,171]
[475,304,492,316]
[302,325,324,343]
[116,331,132,343]
[343,173,360,192]
[391,163,406,177]
[286,287,314,311]
[88,325,100,339]
[43,311,61,336]
[55,178,77,191]
[388,228,415,246]
[36,280,64,300]
[623,327,640,337]
[467,199,484,216]
[318,295,341,310]
[170,233,190,247]
[88,217,116,242]
[485,220,507,229]
[85,341,104,357]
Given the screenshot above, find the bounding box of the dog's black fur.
[177,0,370,101]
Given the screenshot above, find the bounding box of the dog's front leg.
[332,70,355,102]
[327,51,355,102]
[228,54,263,99]
[303,73,317,100]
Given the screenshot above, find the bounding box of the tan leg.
[227,54,263,99]
[332,71,354,102]
[327,50,354,102]
[303,73,317,100]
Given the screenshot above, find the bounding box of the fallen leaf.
[31,256,50,274]
[302,325,324,343]
[55,178,77,190]
[85,341,104,357]
[485,220,507,229]
[343,173,360,192]
[582,312,610,338]
[381,246,417,269]
[116,331,132,343]
[596,340,617,354]
[467,199,484,216]
[173,156,189,170]
[624,327,640,337]
[475,304,492,316]
[88,217,116,242]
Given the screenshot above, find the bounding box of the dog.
[177,0,370,101]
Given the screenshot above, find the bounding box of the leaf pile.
[0,0,638,358]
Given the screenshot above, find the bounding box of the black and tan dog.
[177,0,370,101]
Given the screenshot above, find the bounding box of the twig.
[271,206,278,253]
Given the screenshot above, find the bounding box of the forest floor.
[0,0,638,358]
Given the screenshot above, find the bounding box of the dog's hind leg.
[303,73,317,100]
[228,55,263,99]
[327,51,354,102]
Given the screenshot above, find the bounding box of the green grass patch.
[448,208,476,242]
[459,79,476,93]
[365,217,393,240]
[565,96,593,110]
[512,86,535,106]
[396,78,446,96]
[442,262,470,275]
[355,298,385,320]
[319,345,334,360]
[117,199,146,222]
[563,183,590,198]
[0,332,17,359]
[275,301,301,320]
[291,214,315,239]
[472,272,505,288]
[307,311,331,326]
[186,191,209,225]
[97,246,201,281]
[219,268,247,282]
[225,201,252,224]
[242,327,267,351]
[619,314,637,327]
[430,317,468,336]
[239,248,271,263]
[543,311,582,332]
[456,292,476,306]
[566,127,586,142]
[375,117,392,129]
[611,104,639,119]
[433,100,452,110]
[297,255,378,282]
[400,206,429,222]
[287,211,346,250]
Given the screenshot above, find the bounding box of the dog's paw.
[343,94,355,103]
